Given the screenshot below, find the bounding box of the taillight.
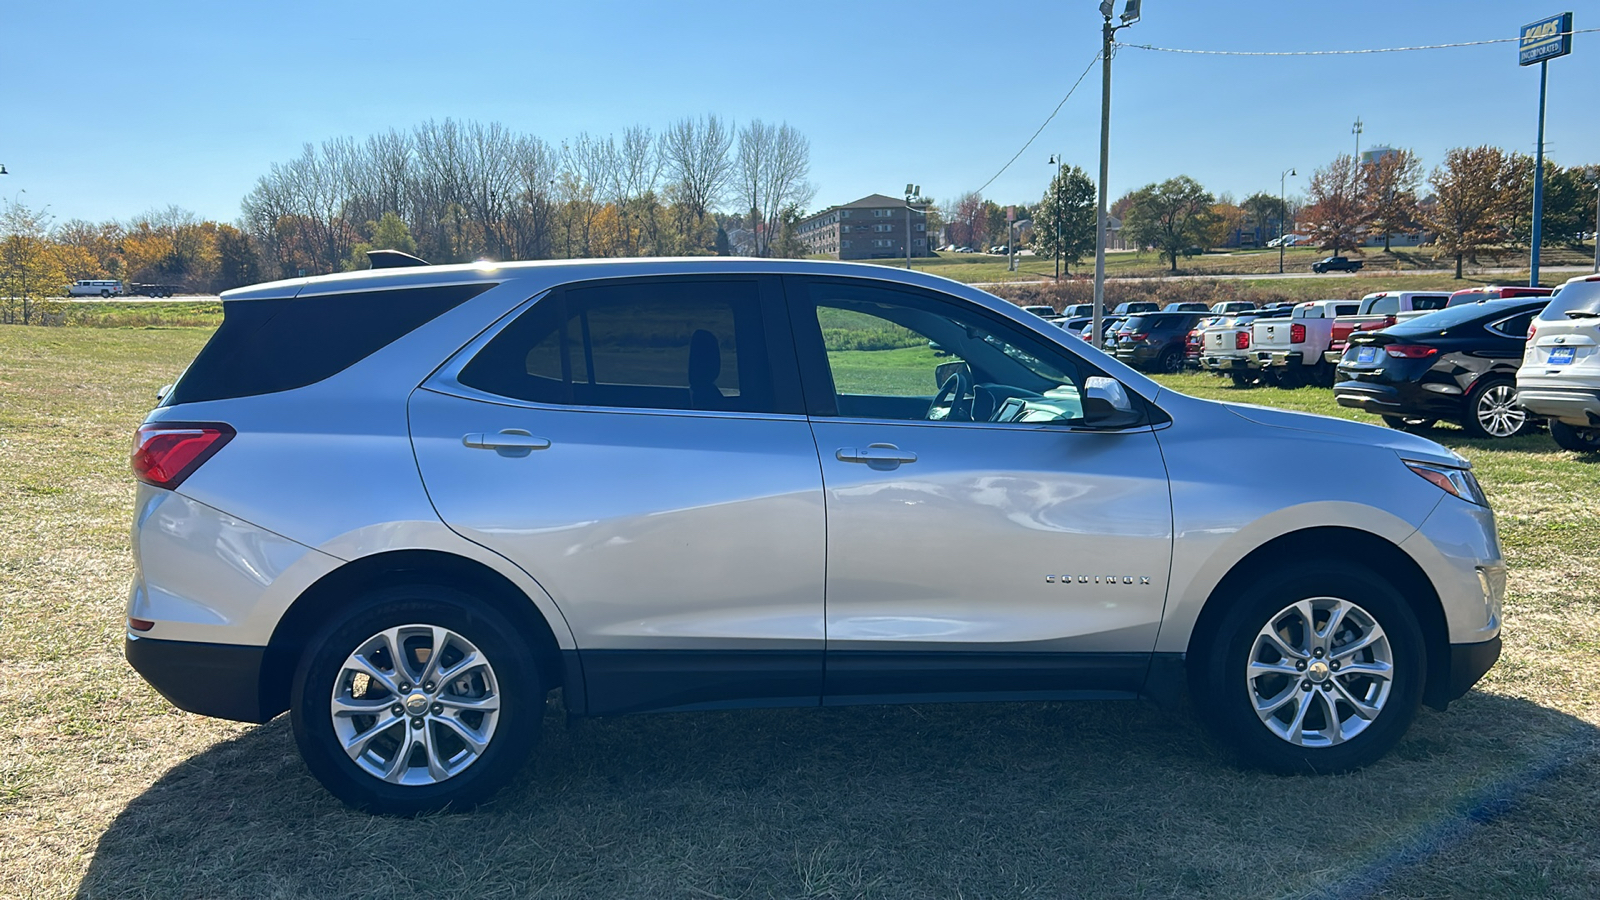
[1385,344,1439,359]
[1127,332,1149,342]
[1527,319,1539,341]
[1290,323,1306,343]
[131,423,235,489]
[1235,331,1250,350]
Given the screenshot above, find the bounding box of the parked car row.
[1183,278,1600,449]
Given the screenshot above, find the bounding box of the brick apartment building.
[796,194,929,260]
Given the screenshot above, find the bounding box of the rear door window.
[457,277,797,414]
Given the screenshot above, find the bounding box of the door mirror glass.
[1083,376,1141,428]
[933,361,967,389]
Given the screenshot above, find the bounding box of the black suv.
[1333,298,1549,439]
[1113,312,1206,373]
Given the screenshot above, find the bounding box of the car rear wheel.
[1382,415,1436,433]
[1192,564,1425,774]
[290,585,543,815]
[1460,379,1533,439]
[1550,420,1600,453]
[1229,371,1252,388]
[1157,348,1185,374]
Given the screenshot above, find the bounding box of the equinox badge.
[1047,574,1152,585]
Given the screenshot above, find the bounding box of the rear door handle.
[835,443,918,470]
[463,429,551,457]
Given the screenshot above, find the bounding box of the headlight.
[1405,460,1489,507]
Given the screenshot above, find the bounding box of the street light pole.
[1049,154,1063,281]
[1093,0,1139,349]
[1279,168,1295,274]
[904,184,922,269]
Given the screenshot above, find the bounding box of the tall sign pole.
[1093,0,1138,348]
[1519,12,1574,286]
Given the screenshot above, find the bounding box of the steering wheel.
[928,369,974,422]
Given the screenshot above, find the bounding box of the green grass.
[2,325,1599,898]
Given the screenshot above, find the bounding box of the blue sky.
[3,1,1595,224]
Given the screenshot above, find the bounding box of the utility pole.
[1094,0,1140,349]
[1593,178,1599,274]
[1279,168,1295,274]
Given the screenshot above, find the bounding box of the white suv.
[1517,274,1600,452]
[126,258,1504,814]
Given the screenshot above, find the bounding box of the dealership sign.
[1520,12,1573,66]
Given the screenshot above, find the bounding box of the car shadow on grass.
[75,690,1599,900]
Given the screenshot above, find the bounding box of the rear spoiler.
[367,249,430,269]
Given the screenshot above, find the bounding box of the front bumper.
[1437,636,1501,707]
[126,634,275,723]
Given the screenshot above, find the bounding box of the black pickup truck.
[1311,256,1364,274]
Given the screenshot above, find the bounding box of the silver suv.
[1517,274,1600,452]
[126,259,1504,814]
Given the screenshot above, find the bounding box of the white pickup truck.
[1249,299,1360,387]
[1198,308,1288,386]
[1323,291,1453,364]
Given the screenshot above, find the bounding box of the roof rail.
[367,249,430,269]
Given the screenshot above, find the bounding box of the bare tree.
[736,120,814,256]
[661,115,735,222]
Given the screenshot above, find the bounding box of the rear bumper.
[1334,380,1464,418]
[1251,350,1304,369]
[1199,355,1251,371]
[1514,386,1600,427]
[1323,350,1344,365]
[126,634,275,723]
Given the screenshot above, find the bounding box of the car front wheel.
[290,585,543,814]
[1192,564,1425,774]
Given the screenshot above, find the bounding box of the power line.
[974,51,1101,196]
[1115,28,1599,57]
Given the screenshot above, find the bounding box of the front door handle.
[462,429,551,457]
[835,442,918,470]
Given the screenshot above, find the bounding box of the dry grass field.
[1,326,1598,899]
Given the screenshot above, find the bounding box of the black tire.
[1229,371,1252,388]
[1382,415,1436,433]
[1190,564,1426,774]
[1460,377,1534,439]
[290,585,544,815]
[1550,420,1600,453]
[99,289,111,298]
[1156,348,1185,374]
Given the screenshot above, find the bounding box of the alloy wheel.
[1246,597,1394,747]
[330,624,501,785]
[1474,383,1526,438]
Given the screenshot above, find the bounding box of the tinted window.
[1124,314,1193,332]
[1412,295,1450,311]
[1490,310,1538,338]
[164,283,493,406]
[1369,296,1399,315]
[1539,283,1600,320]
[459,279,779,413]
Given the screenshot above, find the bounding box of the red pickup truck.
[1323,291,1452,365]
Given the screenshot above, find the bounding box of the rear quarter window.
[163,283,494,406]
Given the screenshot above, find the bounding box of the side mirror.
[934,361,967,389]
[1082,376,1141,428]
